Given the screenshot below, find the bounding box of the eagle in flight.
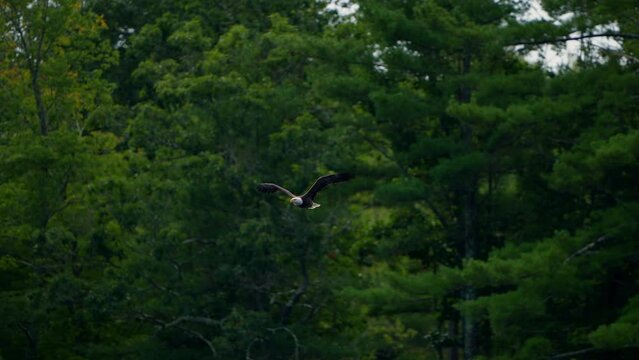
[257,173,352,209]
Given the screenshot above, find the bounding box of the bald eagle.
[257,173,352,209]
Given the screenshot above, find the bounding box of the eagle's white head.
[290,197,303,206]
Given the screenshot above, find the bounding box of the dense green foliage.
[1,0,638,359]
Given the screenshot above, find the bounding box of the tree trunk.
[31,71,49,136]
[459,52,476,360]
[19,323,38,360]
[447,319,458,360]
[462,188,477,360]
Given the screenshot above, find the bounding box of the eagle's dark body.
[293,195,318,209]
[257,173,352,209]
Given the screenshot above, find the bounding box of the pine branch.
[357,132,450,229]
[358,132,402,174]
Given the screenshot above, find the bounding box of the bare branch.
[178,325,217,357]
[563,235,609,264]
[18,322,36,345]
[136,313,220,356]
[3,4,32,66]
[548,344,639,359]
[137,313,222,329]
[34,0,49,71]
[420,198,450,230]
[138,313,224,329]
[144,275,182,297]
[547,347,598,359]
[164,316,222,329]
[18,322,38,359]
[245,337,262,360]
[182,238,216,245]
[267,327,300,360]
[512,32,639,47]
[281,245,309,325]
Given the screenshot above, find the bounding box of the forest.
[1,0,638,359]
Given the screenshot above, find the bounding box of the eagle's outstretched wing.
[257,183,295,198]
[301,173,352,201]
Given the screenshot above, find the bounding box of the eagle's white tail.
[309,202,321,209]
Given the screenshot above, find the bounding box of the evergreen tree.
[310,0,639,358]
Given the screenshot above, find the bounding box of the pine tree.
[309,0,638,358]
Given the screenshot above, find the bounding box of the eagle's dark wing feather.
[257,183,295,198]
[301,173,352,201]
